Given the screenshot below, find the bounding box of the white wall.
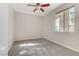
[43,3,79,52]
[0,3,9,55]
[8,4,14,52]
[0,4,14,55]
[14,12,43,41]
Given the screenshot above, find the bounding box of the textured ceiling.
[12,3,63,16]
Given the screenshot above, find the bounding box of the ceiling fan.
[27,3,50,12]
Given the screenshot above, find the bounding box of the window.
[55,6,75,32]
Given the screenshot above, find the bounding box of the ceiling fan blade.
[40,8,45,12]
[27,4,37,7]
[33,8,37,12]
[40,4,50,7]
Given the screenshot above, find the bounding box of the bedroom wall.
[0,3,9,55]
[0,4,14,55]
[8,4,14,53]
[14,12,43,41]
[43,3,79,52]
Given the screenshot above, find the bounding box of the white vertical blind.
[55,6,75,32]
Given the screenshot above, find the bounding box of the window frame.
[55,5,75,32]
